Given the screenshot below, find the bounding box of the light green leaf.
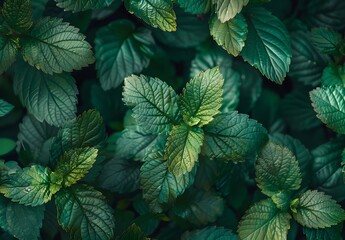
[0,35,18,74]
[125,0,176,32]
[214,0,249,22]
[55,0,113,12]
[310,28,342,54]
[0,99,14,117]
[203,112,268,162]
[95,20,155,90]
[322,65,345,87]
[303,225,343,240]
[172,188,224,225]
[165,124,204,176]
[292,190,345,228]
[256,141,301,197]
[241,7,292,84]
[0,165,61,206]
[181,226,238,240]
[140,146,195,213]
[177,0,211,14]
[238,198,291,240]
[209,13,247,57]
[21,17,94,74]
[13,61,78,127]
[0,138,16,156]
[179,67,224,127]
[310,85,345,134]
[53,147,98,187]
[123,75,180,133]
[55,184,115,240]
[2,0,33,32]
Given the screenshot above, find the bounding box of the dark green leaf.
[0,138,16,156]
[321,65,345,87]
[0,35,18,74]
[310,28,342,54]
[181,226,238,240]
[303,224,343,240]
[2,0,33,32]
[177,0,211,14]
[55,0,113,12]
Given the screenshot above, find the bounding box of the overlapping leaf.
[2,0,33,32]
[0,35,18,74]
[55,0,113,12]
[0,99,14,117]
[214,0,249,22]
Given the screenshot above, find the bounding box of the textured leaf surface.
[55,185,115,240]
[55,0,113,12]
[123,75,180,133]
[181,226,237,240]
[0,99,14,117]
[238,199,291,240]
[179,67,224,127]
[210,13,247,57]
[95,20,155,90]
[165,124,204,176]
[203,112,267,161]
[125,0,176,31]
[293,190,345,228]
[310,28,342,54]
[0,165,60,206]
[21,17,94,74]
[13,61,78,127]
[256,142,302,197]
[241,7,291,84]
[177,0,211,14]
[0,35,18,74]
[303,225,343,240]
[310,85,345,134]
[322,65,345,87]
[215,0,249,22]
[2,0,33,31]
[54,147,98,187]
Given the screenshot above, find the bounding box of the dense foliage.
[1,0,345,239]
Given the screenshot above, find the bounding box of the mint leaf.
[181,226,237,240]
[95,20,155,90]
[238,198,291,240]
[310,85,345,134]
[256,142,302,197]
[0,99,14,117]
[310,28,342,54]
[203,112,267,162]
[53,147,98,187]
[123,75,180,134]
[55,184,115,240]
[2,0,33,32]
[0,35,18,74]
[55,0,113,12]
[21,17,94,74]
[214,0,249,22]
[177,0,211,14]
[210,13,247,57]
[0,138,16,156]
[179,67,224,127]
[0,165,60,206]
[125,0,176,32]
[13,61,78,127]
[322,65,345,87]
[118,223,148,240]
[165,124,204,176]
[303,225,343,240]
[241,7,292,84]
[292,190,345,228]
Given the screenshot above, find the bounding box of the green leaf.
[50,109,106,162]
[31,0,49,19]
[123,74,180,133]
[203,112,268,162]
[214,0,249,22]
[165,124,204,176]
[209,13,247,57]
[238,198,291,240]
[310,28,342,54]
[0,165,60,206]
[140,146,195,213]
[0,99,14,117]
[181,226,238,240]
[172,188,224,225]
[303,225,343,240]
[95,20,155,90]
[55,184,115,240]
[241,7,292,84]
[0,138,16,156]
[310,85,345,134]
[0,35,18,74]
[289,31,330,86]
[21,17,94,74]
[2,0,33,32]
[55,0,113,12]
[179,67,224,127]
[322,65,345,87]
[292,190,345,228]
[98,156,140,193]
[256,141,301,197]
[53,147,98,187]
[117,223,148,240]
[125,0,176,32]
[177,0,211,14]
[13,61,78,127]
